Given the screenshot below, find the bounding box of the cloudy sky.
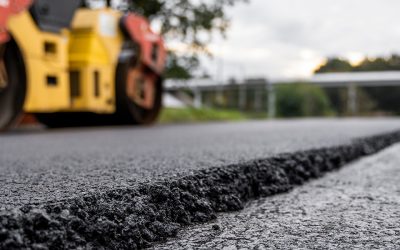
[196,0,400,80]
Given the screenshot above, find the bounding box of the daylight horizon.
[166,0,400,80]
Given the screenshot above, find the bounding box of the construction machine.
[0,0,166,130]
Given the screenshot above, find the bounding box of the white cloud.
[202,0,400,79]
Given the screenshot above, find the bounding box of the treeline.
[315,54,400,73]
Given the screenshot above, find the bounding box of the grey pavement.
[1,118,400,209]
[155,143,400,249]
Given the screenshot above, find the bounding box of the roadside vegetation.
[159,108,246,124]
[315,54,400,73]
[160,83,337,123]
[129,0,248,80]
[276,83,335,118]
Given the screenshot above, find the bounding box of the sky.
[193,0,400,80]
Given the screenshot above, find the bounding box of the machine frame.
[0,0,166,130]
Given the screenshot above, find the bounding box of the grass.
[159,107,248,124]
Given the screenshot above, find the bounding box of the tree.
[314,57,353,73]
[315,54,400,73]
[276,83,334,117]
[164,52,200,79]
[128,0,248,79]
[130,0,247,48]
[355,55,400,71]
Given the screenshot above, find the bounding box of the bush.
[276,83,334,118]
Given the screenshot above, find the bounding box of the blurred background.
[5,0,400,127]
[159,0,400,123]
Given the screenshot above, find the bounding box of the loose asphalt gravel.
[1,119,400,249]
[155,142,400,250]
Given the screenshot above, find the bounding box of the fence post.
[347,83,358,115]
[239,83,247,110]
[194,88,203,108]
[268,82,276,118]
[254,86,262,111]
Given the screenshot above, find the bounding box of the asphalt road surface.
[1,119,400,209]
[2,118,400,249]
[155,142,400,250]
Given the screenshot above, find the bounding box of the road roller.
[0,0,166,130]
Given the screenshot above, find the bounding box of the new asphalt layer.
[155,143,400,249]
[1,119,400,249]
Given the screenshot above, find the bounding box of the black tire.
[113,61,163,125]
[0,41,26,131]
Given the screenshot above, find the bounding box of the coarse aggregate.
[155,143,400,249]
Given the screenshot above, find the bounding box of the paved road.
[155,143,400,249]
[1,119,400,209]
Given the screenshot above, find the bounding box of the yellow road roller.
[0,0,166,130]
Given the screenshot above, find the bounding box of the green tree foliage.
[130,0,246,48]
[354,55,400,71]
[363,86,400,115]
[315,54,400,73]
[164,52,200,79]
[325,87,377,116]
[276,83,334,117]
[315,58,353,73]
[127,0,247,79]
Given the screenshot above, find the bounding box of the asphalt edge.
[1,131,400,249]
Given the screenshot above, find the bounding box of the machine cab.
[29,0,82,33]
